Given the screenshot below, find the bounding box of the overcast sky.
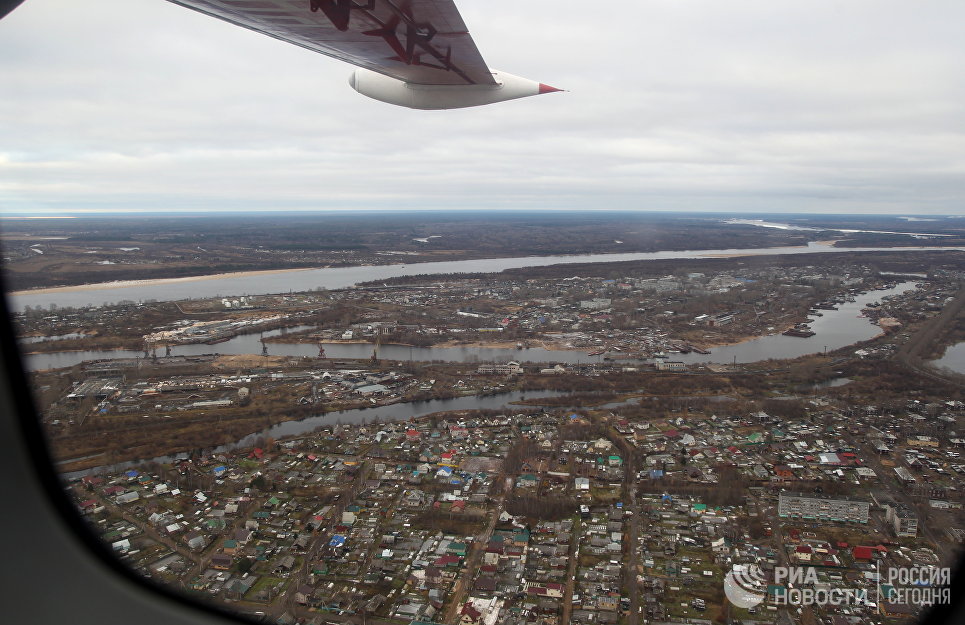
[1,0,964,215]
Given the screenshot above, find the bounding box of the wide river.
[9,241,960,311]
[24,242,940,476]
[24,282,918,371]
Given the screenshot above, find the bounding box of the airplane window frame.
[0,273,259,625]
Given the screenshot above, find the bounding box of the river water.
[932,343,965,375]
[670,281,917,365]
[9,241,959,312]
[36,274,919,476]
[61,388,568,479]
[24,281,918,370]
[25,244,935,477]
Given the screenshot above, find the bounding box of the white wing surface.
[167,0,497,86]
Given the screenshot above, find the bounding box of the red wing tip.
[539,83,563,94]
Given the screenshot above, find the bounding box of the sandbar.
[9,267,318,296]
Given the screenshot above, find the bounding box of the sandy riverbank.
[700,240,848,259]
[8,266,320,296]
[693,335,759,350]
[688,318,817,350]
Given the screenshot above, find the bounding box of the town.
[64,382,964,625]
[22,256,960,468]
[12,249,964,625]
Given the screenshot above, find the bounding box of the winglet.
[539,83,563,94]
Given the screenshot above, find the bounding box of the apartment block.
[778,492,870,524]
[885,504,919,537]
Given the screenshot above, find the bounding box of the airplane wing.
[167,0,497,86]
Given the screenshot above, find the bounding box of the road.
[623,458,641,625]
[441,476,510,624]
[560,518,582,625]
[895,284,965,387]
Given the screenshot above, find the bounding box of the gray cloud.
[1,0,964,214]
